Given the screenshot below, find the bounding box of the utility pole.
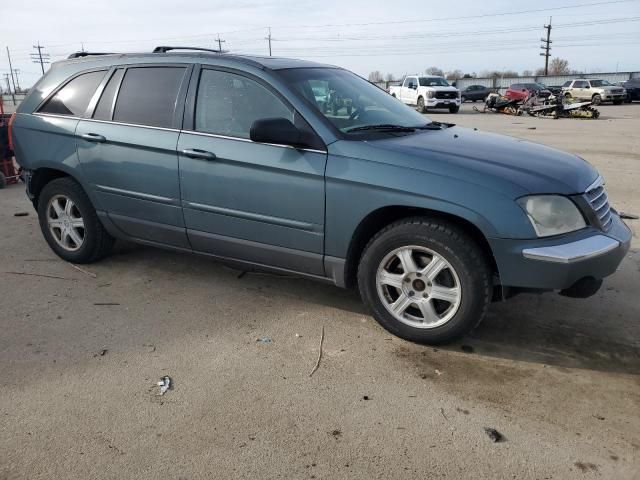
[265,27,272,56]
[31,42,50,75]
[3,73,16,105]
[6,47,17,93]
[540,17,552,76]
[12,69,21,92]
[215,34,226,52]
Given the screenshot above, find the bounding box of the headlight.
[517,195,586,237]
[427,91,435,99]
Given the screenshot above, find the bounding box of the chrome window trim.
[31,113,326,153]
[522,234,619,264]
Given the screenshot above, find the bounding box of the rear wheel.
[591,94,602,105]
[449,105,460,113]
[0,172,6,189]
[417,96,426,113]
[357,218,492,344]
[461,95,467,103]
[613,99,623,105]
[37,177,114,264]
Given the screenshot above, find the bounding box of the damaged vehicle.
[9,48,631,344]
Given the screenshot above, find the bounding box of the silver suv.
[562,79,626,105]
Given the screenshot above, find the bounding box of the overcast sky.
[1,0,639,89]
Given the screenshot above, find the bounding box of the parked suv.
[562,79,626,105]
[10,48,631,344]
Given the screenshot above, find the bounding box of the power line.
[541,18,553,75]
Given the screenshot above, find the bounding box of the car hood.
[424,86,458,92]
[355,126,599,196]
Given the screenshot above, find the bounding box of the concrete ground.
[1,104,639,479]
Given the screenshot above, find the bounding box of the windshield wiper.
[346,124,416,133]
[414,121,455,130]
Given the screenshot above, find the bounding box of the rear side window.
[93,68,125,120]
[113,67,186,128]
[38,71,106,116]
[195,69,292,139]
[562,81,572,87]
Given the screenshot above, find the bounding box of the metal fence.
[374,71,640,93]
[1,93,27,115]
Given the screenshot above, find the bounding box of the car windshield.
[419,77,450,87]
[278,68,430,134]
[590,80,612,87]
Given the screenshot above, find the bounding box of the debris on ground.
[483,427,504,442]
[309,325,325,377]
[592,414,605,420]
[70,264,97,278]
[237,271,247,279]
[435,369,443,376]
[527,127,537,130]
[157,376,172,395]
[5,271,75,281]
[256,336,272,344]
[619,212,639,220]
[13,212,29,217]
[440,408,449,421]
[461,345,474,353]
[93,348,108,358]
[94,302,120,306]
[330,429,342,438]
[362,395,370,401]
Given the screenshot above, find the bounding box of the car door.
[573,80,588,99]
[76,64,192,248]
[177,66,327,275]
[404,77,418,104]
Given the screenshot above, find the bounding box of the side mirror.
[250,118,307,148]
[585,85,590,89]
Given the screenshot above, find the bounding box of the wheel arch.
[29,165,88,208]
[343,205,498,289]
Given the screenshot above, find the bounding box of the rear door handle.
[81,133,106,143]
[181,148,216,160]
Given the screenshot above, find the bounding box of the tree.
[424,66,444,77]
[549,58,570,75]
[463,73,474,78]
[368,71,384,83]
[385,73,394,81]
[522,70,533,76]
[445,69,464,80]
[481,70,519,78]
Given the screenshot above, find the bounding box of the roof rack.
[67,51,115,59]
[152,46,227,54]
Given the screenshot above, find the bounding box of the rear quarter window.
[112,67,186,128]
[38,70,106,117]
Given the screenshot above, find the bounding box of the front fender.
[324,152,535,259]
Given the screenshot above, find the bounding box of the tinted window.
[93,69,124,120]
[39,71,106,116]
[113,67,186,128]
[511,84,522,89]
[195,69,292,139]
[574,81,587,88]
[562,81,571,87]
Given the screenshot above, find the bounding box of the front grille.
[435,91,457,99]
[585,180,612,231]
[611,88,624,94]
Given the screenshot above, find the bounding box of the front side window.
[195,69,292,139]
[590,80,611,87]
[574,81,587,88]
[113,67,186,128]
[38,71,106,116]
[562,81,572,87]
[278,68,429,135]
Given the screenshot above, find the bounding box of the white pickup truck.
[389,76,461,113]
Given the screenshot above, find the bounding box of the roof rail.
[153,46,227,54]
[67,51,115,59]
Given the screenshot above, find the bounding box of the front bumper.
[426,97,460,108]
[488,211,631,290]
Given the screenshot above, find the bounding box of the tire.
[357,218,492,345]
[449,105,460,113]
[613,99,623,105]
[461,96,466,103]
[591,94,602,105]
[0,172,6,189]
[391,93,396,98]
[417,96,426,113]
[37,177,114,264]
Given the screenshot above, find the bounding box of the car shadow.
[109,242,640,376]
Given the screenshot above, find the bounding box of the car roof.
[53,51,338,71]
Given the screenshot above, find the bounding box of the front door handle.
[81,133,106,143]
[181,148,217,160]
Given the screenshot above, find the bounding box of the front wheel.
[460,96,467,103]
[357,218,492,344]
[591,94,602,105]
[449,105,460,113]
[417,96,427,113]
[613,99,623,105]
[37,177,114,264]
